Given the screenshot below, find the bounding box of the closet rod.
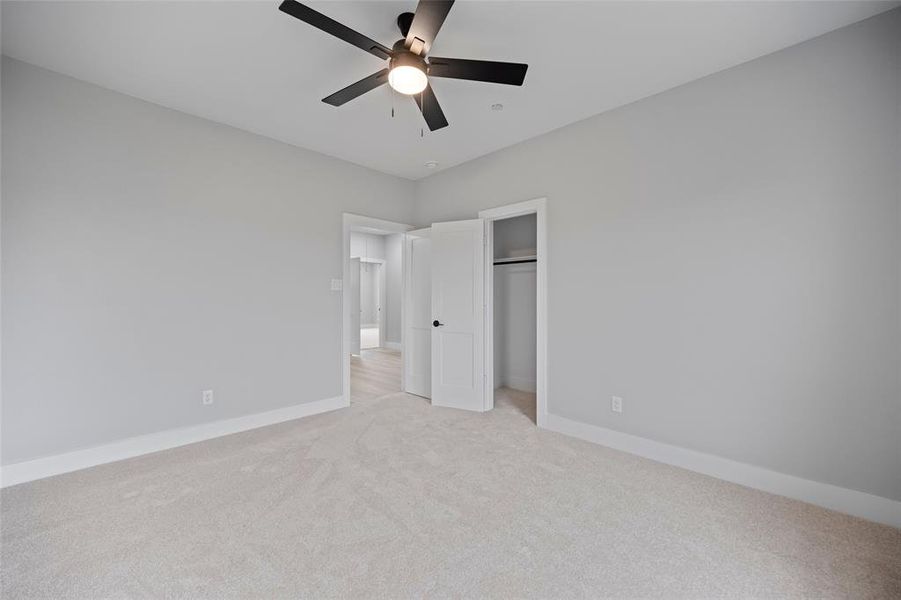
[493,258,537,266]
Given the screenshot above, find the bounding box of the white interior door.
[403,229,431,398]
[349,257,361,355]
[430,219,486,411]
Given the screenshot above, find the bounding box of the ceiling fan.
[278,0,528,131]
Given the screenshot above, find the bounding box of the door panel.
[349,257,361,355]
[404,230,431,398]
[438,332,474,387]
[430,219,485,411]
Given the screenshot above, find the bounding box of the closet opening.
[490,213,538,423]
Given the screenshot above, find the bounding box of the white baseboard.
[544,414,901,528]
[384,341,402,351]
[0,395,348,489]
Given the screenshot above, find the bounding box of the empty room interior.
[1,1,900,598]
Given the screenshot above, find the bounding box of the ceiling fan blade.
[414,83,449,131]
[428,57,528,86]
[279,0,392,60]
[322,69,390,106]
[405,1,454,56]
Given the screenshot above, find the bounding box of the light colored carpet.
[2,388,900,599]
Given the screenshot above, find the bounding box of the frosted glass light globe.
[389,65,428,95]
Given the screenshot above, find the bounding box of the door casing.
[403,228,432,398]
[479,198,548,427]
[349,257,361,355]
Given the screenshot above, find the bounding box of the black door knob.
[432,320,444,327]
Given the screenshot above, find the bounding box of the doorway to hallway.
[359,260,381,350]
[343,214,413,406]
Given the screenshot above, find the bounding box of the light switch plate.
[330,278,343,292]
[611,396,623,413]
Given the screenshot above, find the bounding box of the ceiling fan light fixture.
[279,0,528,131]
[388,52,428,95]
[389,65,428,95]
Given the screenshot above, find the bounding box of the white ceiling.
[2,1,897,179]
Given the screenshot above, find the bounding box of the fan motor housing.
[389,47,428,74]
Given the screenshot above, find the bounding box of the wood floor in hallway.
[350,348,402,403]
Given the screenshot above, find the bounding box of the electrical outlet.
[202,390,214,406]
[611,396,623,414]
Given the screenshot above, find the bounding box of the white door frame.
[342,214,414,406]
[403,228,432,398]
[349,257,362,355]
[479,198,548,427]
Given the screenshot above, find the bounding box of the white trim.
[479,198,548,426]
[342,214,414,405]
[544,413,901,528]
[384,341,402,351]
[484,218,494,411]
[1,395,347,488]
[342,219,352,400]
[402,228,432,398]
[344,214,415,236]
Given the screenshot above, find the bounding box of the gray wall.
[349,232,385,261]
[494,262,537,392]
[416,11,901,501]
[1,57,415,464]
[493,213,537,259]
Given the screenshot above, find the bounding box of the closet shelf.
[493,256,537,265]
